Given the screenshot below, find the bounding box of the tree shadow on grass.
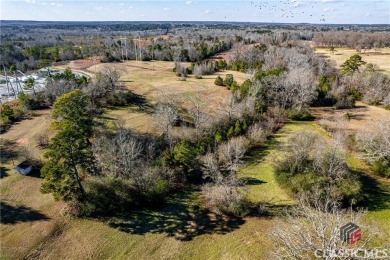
[0,167,9,179]
[244,136,281,166]
[0,202,50,224]
[249,202,293,218]
[243,123,298,167]
[0,139,19,164]
[240,177,267,186]
[357,173,390,212]
[106,190,245,241]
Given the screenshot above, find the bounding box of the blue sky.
[1,0,389,24]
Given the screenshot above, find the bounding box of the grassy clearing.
[2,117,390,258]
[1,187,271,259]
[94,61,249,134]
[313,104,390,244]
[239,121,329,205]
[311,101,390,133]
[345,154,390,246]
[314,46,390,75]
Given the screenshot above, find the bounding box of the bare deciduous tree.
[187,92,210,141]
[247,122,267,145]
[202,183,247,216]
[218,137,248,174]
[271,191,372,260]
[153,101,179,148]
[356,118,390,163]
[93,128,144,178]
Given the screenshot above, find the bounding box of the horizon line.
[1,20,389,26]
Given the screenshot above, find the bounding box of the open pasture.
[315,47,390,75]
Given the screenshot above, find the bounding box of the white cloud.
[119,3,124,6]
[129,6,133,9]
[324,7,336,12]
[25,0,36,4]
[290,0,303,7]
[50,2,64,7]
[204,10,211,14]
[97,6,103,10]
[364,13,371,17]
[186,0,193,5]
[163,7,171,11]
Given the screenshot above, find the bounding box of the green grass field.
[2,117,390,258]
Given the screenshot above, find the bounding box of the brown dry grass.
[1,109,51,160]
[311,101,390,133]
[91,60,249,135]
[315,47,390,75]
[1,61,274,259]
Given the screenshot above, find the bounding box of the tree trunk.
[69,146,86,198]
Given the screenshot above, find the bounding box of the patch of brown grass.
[315,47,390,75]
[98,61,249,134]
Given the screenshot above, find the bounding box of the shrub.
[226,126,234,139]
[18,92,46,111]
[287,109,314,121]
[234,120,242,136]
[202,184,248,217]
[223,74,234,87]
[0,105,14,124]
[239,79,252,98]
[172,140,198,173]
[214,76,224,86]
[215,131,224,143]
[36,131,50,148]
[372,161,390,178]
[145,179,170,203]
[106,91,135,106]
[334,95,356,109]
[174,62,187,77]
[247,123,267,145]
[274,132,362,204]
[230,80,239,92]
[73,178,137,217]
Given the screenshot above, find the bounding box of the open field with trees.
[315,46,390,75]
[2,116,389,258]
[1,21,390,259]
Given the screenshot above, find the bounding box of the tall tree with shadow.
[41,90,96,201]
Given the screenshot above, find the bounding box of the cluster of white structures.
[0,68,59,103]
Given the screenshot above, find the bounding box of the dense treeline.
[313,31,390,50]
[2,22,389,72]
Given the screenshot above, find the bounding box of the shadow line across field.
[0,202,50,224]
[358,173,390,212]
[106,127,294,241]
[106,190,245,241]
